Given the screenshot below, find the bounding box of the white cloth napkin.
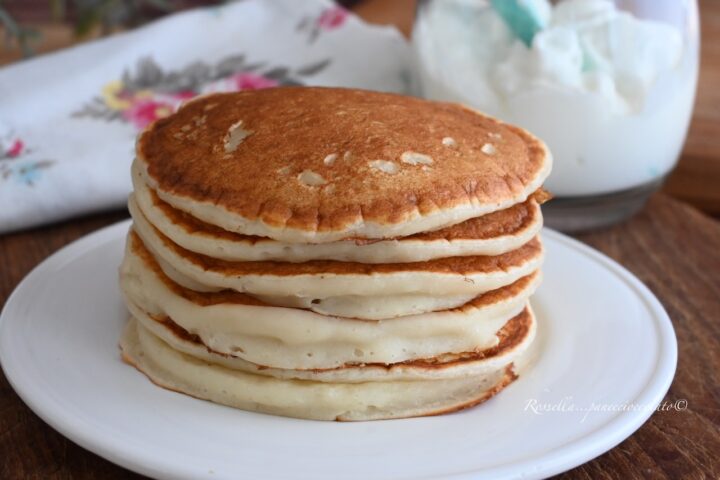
[0,0,412,234]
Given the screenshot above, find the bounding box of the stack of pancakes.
[119,87,552,421]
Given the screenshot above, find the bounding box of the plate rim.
[0,220,678,480]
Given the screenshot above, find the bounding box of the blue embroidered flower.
[10,160,54,186]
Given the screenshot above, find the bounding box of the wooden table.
[1,2,719,479]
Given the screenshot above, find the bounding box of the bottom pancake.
[120,313,533,420]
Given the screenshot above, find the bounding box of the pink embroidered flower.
[317,6,348,30]
[232,73,279,91]
[7,139,24,157]
[122,99,173,129]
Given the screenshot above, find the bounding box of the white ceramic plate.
[0,220,676,480]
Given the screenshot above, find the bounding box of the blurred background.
[1,0,717,217]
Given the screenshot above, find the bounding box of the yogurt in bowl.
[413,0,699,230]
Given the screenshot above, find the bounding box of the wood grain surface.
[656,0,720,215]
[1,1,720,479]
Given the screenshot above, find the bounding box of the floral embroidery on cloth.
[297,5,349,43]
[73,55,331,129]
[0,125,54,187]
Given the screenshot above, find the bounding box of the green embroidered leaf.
[263,67,290,81]
[296,59,330,76]
[215,55,247,78]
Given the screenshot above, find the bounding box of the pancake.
[130,301,536,383]
[132,160,544,263]
[248,291,478,320]
[129,198,544,298]
[120,314,527,420]
[121,231,540,369]
[137,231,482,319]
[135,87,551,243]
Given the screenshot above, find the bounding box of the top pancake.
[136,87,552,243]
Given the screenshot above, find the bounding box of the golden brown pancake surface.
[137,87,549,236]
